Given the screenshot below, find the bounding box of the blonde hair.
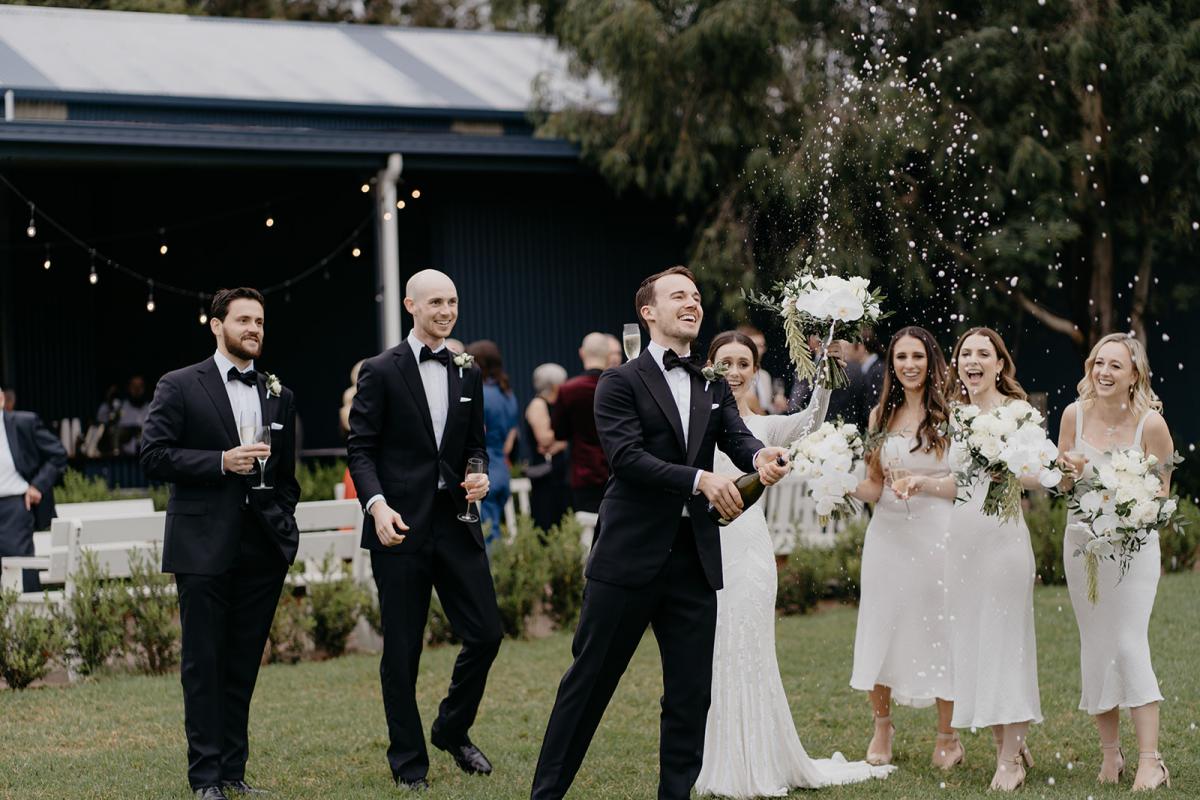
[1076,333,1163,418]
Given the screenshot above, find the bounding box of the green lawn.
[2,573,1196,800]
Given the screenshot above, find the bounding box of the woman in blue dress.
[467,339,519,550]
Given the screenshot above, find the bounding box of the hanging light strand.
[0,172,372,304]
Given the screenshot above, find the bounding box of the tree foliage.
[525,0,1200,353]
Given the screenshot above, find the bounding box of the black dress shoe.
[396,777,430,791]
[222,780,270,795]
[194,788,229,800]
[431,734,493,776]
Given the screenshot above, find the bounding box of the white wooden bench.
[503,477,533,536]
[3,498,159,596]
[1,500,367,605]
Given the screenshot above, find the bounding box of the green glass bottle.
[706,457,783,526]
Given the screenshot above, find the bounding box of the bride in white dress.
[695,331,894,798]
[1057,333,1174,792]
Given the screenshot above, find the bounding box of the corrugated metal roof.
[0,5,610,114]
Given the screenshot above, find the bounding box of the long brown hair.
[870,326,950,459]
[948,327,1026,403]
[466,339,511,394]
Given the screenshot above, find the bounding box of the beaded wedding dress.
[696,391,895,797]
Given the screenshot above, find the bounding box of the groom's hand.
[755,447,791,487]
[369,501,409,547]
[698,471,743,521]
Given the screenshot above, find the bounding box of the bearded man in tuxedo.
[530,266,791,800]
[348,269,502,791]
[141,287,300,800]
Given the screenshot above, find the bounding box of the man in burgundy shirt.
[551,332,611,513]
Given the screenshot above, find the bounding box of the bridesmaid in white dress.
[897,328,1042,791]
[1056,333,1174,791]
[847,327,960,770]
[695,331,894,798]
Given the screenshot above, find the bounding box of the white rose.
[1096,465,1120,490]
[1161,498,1178,518]
[1131,500,1159,527]
[956,405,981,421]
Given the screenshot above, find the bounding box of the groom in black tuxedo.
[531,266,791,800]
[348,268,502,791]
[141,287,300,800]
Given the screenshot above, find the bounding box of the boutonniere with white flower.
[701,361,729,392]
[452,352,474,378]
[265,373,282,398]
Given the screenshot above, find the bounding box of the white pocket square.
[460,397,472,403]
[270,422,284,431]
[710,403,720,410]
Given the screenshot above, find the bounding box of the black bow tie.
[419,346,450,366]
[662,349,704,378]
[227,367,257,387]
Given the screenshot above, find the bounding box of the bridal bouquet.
[949,401,1063,523]
[788,421,866,524]
[746,257,887,389]
[1068,448,1179,604]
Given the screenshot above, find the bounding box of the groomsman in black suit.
[0,383,67,591]
[141,287,300,800]
[531,266,792,800]
[348,268,502,791]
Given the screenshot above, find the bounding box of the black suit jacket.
[140,357,301,575]
[587,349,765,591]
[347,341,488,553]
[3,411,67,531]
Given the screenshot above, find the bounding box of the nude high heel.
[1098,740,1124,784]
[932,732,965,770]
[990,753,1027,792]
[1132,751,1170,791]
[866,715,895,766]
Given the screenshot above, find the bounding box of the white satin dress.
[945,437,1043,729]
[697,389,894,797]
[1063,403,1163,715]
[850,434,955,707]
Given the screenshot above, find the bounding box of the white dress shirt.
[365,332,450,513]
[0,411,31,498]
[860,353,880,376]
[645,341,703,498]
[214,350,261,477]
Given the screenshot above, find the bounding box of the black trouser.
[531,520,717,800]
[174,512,288,791]
[371,492,504,783]
[569,485,604,514]
[0,494,38,592]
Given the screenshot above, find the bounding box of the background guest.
[96,374,150,455]
[3,388,15,412]
[552,333,611,513]
[603,333,622,368]
[467,340,519,547]
[0,380,67,591]
[789,329,884,430]
[523,363,570,531]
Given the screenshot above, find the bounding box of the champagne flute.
[238,410,257,451]
[1063,449,1087,481]
[252,426,272,490]
[458,457,485,523]
[622,323,642,361]
[886,458,913,519]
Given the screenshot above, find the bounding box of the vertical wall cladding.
[416,171,685,415]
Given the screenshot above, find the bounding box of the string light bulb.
[351,246,362,258]
[411,189,421,199]
[26,203,36,238]
[360,183,371,193]
[88,251,98,284]
[199,308,208,325]
[383,211,392,221]
[265,216,275,228]
[396,200,406,210]
[146,282,156,312]
[42,245,51,270]
[159,228,168,255]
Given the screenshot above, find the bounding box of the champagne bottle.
[706,456,785,526]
